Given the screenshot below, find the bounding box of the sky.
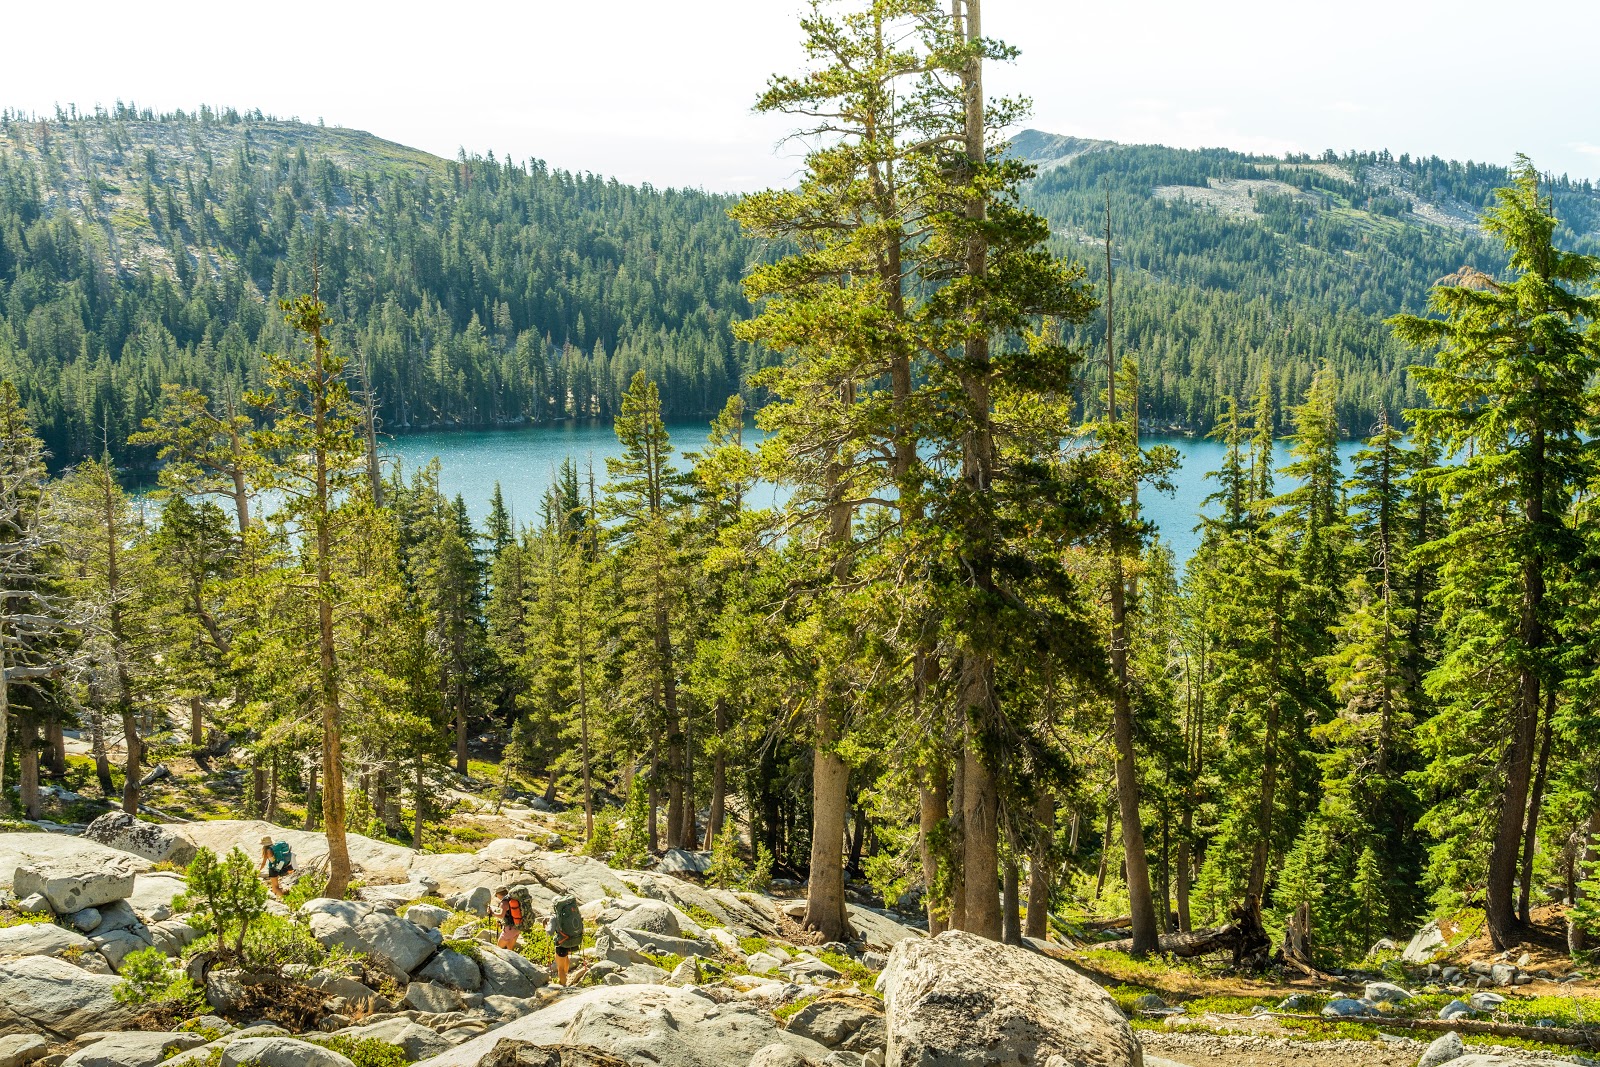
[5,0,1598,193]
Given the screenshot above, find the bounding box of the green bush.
[178,846,267,956]
[612,776,651,870]
[237,913,330,974]
[582,811,616,859]
[309,1035,409,1067]
[284,870,329,911]
[112,946,205,1010]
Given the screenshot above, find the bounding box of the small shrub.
[582,812,616,859]
[739,936,771,956]
[682,903,724,929]
[284,871,329,911]
[179,846,267,956]
[612,776,651,870]
[112,946,205,1010]
[237,913,329,975]
[308,1035,408,1067]
[774,993,819,1021]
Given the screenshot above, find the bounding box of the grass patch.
[774,994,820,1022]
[739,936,772,957]
[683,904,725,929]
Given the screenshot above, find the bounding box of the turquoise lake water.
[386,423,1364,568]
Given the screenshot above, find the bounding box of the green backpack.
[552,894,583,946]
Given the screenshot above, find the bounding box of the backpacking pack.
[553,894,583,946]
[269,841,293,868]
[507,885,535,928]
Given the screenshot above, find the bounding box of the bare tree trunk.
[960,712,1002,939]
[454,682,468,776]
[1176,817,1194,933]
[90,709,114,799]
[1246,600,1285,903]
[19,716,39,820]
[189,696,204,748]
[1025,792,1054,940]
[805,700,852,942]
[1569,796,1600,954]
[266,754,280,823]
[1518,688,1556,924]
[704,699,727,850]
[304,757,319,831]
[120,709,141,815]
[1002,857,1022,945]
[413,758,426,850]
[1095,800,1115,899]
[648,739,660,854]
[920,764,949,935]
[949,746,967,931]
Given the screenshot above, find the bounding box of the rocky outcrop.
[0,1034,48,1067]
[0,834,153,900]
[783,994,885,1053]
[83,812,191,865]
[61,1031,208,1067]
[170,822,418,886]
[411,986,831,1067]
[301,898,434,974]
[0,922,96,959]
[11,856,138,914]
[0,955,136,1040]
[219,1036,356,1066]
[880,930,1140,1067]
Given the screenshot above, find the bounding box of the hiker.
[548,893,584,986]
[495,885,526,950]
[259,836,293,899]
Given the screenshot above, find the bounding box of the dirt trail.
[1142,1031,1588,1067]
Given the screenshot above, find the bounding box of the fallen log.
[1098,923,1251,958]
[1266,1011,1599,1050]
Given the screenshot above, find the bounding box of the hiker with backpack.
[259,836,294,899]
[548,894,584,986]
[495,885,530,950]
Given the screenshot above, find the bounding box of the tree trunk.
[949,742,966,931]
[1518,688,1556,924]
[579,615,594,842]
[413,758,426,850]
[1025,792,1054,940]
[1569,798,1600,953]
[704,698,727,850]
[805,699,851,942]
[1002,858,1022,945]
[1095,801,1115,899]
[304,758,319,831]
[920,764,949,935]
[19,716,39,820]
[91,710,114,800]
[1246,599,1285,903]
[266,754,280,823]
[1111,570,1158,953]
[960,712,1002,939]
[454,683,468,776]
[648,739,661,854]
[120,708,141,815]
[189,696,204,748]
[45,716,64,776]
[1176,815,1194,933]
[1490,427,1547,950]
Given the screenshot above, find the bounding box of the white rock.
[0,955,135,1040]
[12,860,137,915]
[0,921,96,960]
[332,1018,452,1061]
[416,947,481,991]
[406,903,451,929]
[220,1037,356,1067]
[1403,920,1447,963]
[302,898,433,973]
[0,833,153,898]
[82,812,189,865]
[749,1045,810,1067]
[409,985,829,1067]
[404,980,465,1014]
[880,930,1139,1067]
[1469,991,1505,1012]
[126,872,189,922]
[1365,981,1413,1003]
[62,1031,206,1067]
[1418,1031,1466,1067]
[612,899,681,936]
[0,1034,48,1067]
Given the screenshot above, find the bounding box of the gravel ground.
[1140,1031,1593,1067]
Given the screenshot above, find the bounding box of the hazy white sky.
[6,0,1597,192]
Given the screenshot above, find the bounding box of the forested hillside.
[3,106,1599,470]
[0,104,761,464]
[1016,131,1600,434]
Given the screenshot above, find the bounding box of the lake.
[387,423,1364,569]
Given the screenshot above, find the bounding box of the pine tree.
[1392,159,1600,949]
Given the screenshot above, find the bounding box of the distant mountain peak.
[1006,129,1116,172]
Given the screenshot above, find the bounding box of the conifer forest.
[4,0,1600,1020]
